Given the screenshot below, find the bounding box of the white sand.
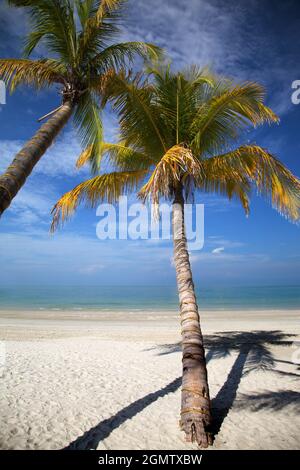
[0,309,299,450]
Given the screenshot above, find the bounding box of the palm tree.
[0,0,161,216]
[51,66,300,447]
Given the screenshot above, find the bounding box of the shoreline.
[1,307,299,316]
[1,306,300,312]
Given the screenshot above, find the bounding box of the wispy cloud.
[191,251,270,264]
[125,0,247,71]
[0,230,174,284]
[207,236,245,249]
[212,247,225,254]
[0,178,61,230]
[1,0,296,117]
[124,0,296,116]
[0,0,299,287]
[0,109,117,176]
[0,132,82,177]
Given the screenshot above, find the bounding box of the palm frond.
[76,146,94,169]
[101,70,167,156]
[139,144,202,204]
[95,0,127,22]
[101,142,155,170]
[182,65,215,89]
[197,172,252,215]
[89,67,116,95]
[76,142,154,171]
[0,58,67,92]
[202,145,300,221]
[76,0,126,66]
[90,42,162,73]
[73,91,103,173]
[75,0,98,28]
[51,169,147,231]
[190,81,279,156]
[153,68,213,147]
[14,0,77,63]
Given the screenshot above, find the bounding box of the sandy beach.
[0,309,299,450]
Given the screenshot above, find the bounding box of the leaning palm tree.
[51,66,300,447]
[0,0,161,215]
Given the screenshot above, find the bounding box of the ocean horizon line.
[0,285,299,311]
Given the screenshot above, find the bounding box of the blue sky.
[0,0,299,286]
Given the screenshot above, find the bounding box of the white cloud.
[0,0,298,287]
[0,231,107,281]
[0,132,82,177]
[124,0,245,71]
[0,227,297,286]
[123,0,295,116]
[0,229,174,284]
[11,185,54,214]
[199,195,239,212]
[2,180,60,229]
[212,247,225,254]
[0,110,117,177]
[191,252,269,264]
[207,236,245,249]
[1,0,295,117]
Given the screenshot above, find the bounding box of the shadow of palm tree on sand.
[64,330,298,449]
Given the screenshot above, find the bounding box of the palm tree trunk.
[172,185,212,447]
[0,101,73,216]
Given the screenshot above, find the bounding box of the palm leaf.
[90,42,162,73]
[197,171,252,215]
[96,0,126,21]
[76,142,154,171]
[51,169,147,231]
[75,0,99,28]
[15,0,77,63]
[202,145,300,221]
[101,70,167,156]
[0,58,67,91]
[190,81,279,156]
[153,69,213,147]
[139,144,202,204]
[73,91,103,173]
[102,142,155,170]
[76,0,126,66]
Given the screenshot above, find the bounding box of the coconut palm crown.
[0,0,161,215]
[52,65,300,225]
[51,66,300,447]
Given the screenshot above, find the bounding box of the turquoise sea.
[0,285,299,311]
